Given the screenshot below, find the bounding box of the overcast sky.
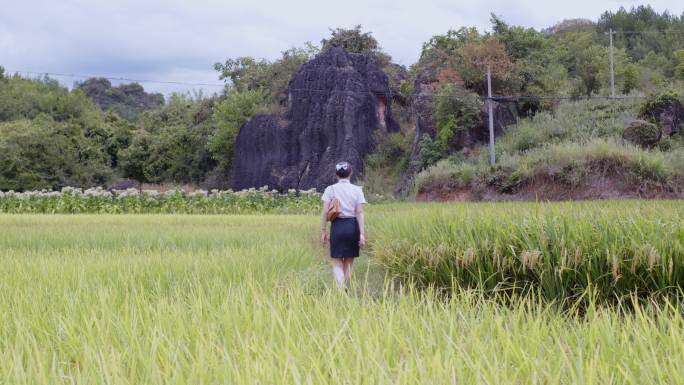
[1,0,682,95]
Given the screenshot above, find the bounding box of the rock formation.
[78,78,164,121]
[638,94,684,136]
[396,69,517,195]
[653,100,683,136]
[231,47,399,191]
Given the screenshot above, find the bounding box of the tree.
[556,32,609,96]
[458,37,513,93]
[597,6,684,61]
[118,94,217,184]
[621,63,640,94]
[675,50,684,80]
[490,14,547,60]
[0,117,110,191]
[102,112,134,168]
[421,27,482,57]
[208,89,270,174]
[322,25,379,54]
[0,75,101,122]
[214,57,272,92]
[214,43,319,102]
[418,27,482,77]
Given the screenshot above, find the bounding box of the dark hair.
[335,161,352,178]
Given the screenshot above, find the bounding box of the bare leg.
[343,258,354,286]
[331,258,346,289]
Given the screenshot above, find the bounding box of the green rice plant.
[370,200,684,302]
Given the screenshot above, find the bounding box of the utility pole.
[487,65,495,166]
[609,28,615,98]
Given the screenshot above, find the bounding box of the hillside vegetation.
[1,6,683,195]
[414,97,684,200]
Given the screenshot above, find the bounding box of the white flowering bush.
[0,186,321,214]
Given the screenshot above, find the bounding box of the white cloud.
[1,0,682,94]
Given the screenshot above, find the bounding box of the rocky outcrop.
[383,63,411,119]
[654,101,683,136]
[231,47,399,191]
[78,78,164,121]
[409,77,517,149]
[639,93,684,136]
[475,99,518,142]
[396,70,517,196]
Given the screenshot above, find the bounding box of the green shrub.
[209,89,269,173]
[414,159,487,193]
[362,131,412,199]
[622,119,661,148]
[497,99,638,150]
[500,123,546,153]
[433,85,482,149]
[369,131,410,164]
[675,50,684,79]
[418,135,447,169]
[657,136,674,151]
[631,153,670,183]
[415,159,455,192]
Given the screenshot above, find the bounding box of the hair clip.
[336,162,349,171]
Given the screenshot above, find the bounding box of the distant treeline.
[1,5,683,192]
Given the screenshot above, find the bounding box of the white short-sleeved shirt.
[321,179,367,218]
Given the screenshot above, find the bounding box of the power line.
[608,30,684,34]
[290,88,646,101]
[488,95,645,101]
[5,69,227,88]
[6,69,649,101]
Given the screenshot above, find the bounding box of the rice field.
[1,204,684,384]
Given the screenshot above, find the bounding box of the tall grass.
[498,99,640,152]
[2,209,684,383]
[370,201,684,302]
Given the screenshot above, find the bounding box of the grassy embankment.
[415,99,684,200]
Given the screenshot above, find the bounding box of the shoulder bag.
[326,185,342,222]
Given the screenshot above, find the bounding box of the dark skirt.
[330,217,360,258]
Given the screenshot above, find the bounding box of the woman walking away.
[320,161,367,290]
